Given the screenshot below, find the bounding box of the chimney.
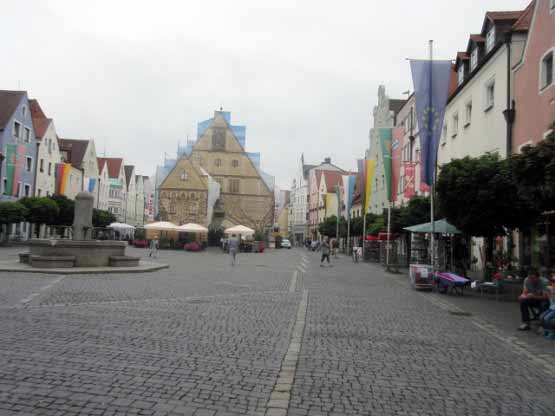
[324,157,331,164]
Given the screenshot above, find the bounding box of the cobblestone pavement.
[0,246,553,415]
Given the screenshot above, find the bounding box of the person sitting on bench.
[518,267,549,331]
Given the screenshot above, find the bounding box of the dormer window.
[458,64,465,85]
[471,48,478,70]
[486,27,495,53]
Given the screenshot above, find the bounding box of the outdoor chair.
[478,279,505,301]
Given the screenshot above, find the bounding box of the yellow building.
[159,111,274,232]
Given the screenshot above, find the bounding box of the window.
[2,178,7,195]
[486,27,495,53]
[13,121,21,138]
[540,50,553,91]
[458,65,465,85]
[212,128,226,150]
[452,113,459,137]
[465,101,472,126]
[229,179,240,193]
[214,158,222,167]
[442,123,448,142]
[40,159,44,172]
[37,189,41,197]
[232,159,239,168]
[485,79,495,110]
[24,127,30,143]
[180,171,188,181]
[471,48,478,70]
[26,157,32,172]
[17,182,22,197]
[22,106,27,117]
[48,162,52,176]
[24,184,30,197]
[48,139,52,153]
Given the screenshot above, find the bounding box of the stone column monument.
[73,192,94,240]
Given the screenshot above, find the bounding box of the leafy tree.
[319,215,339,237]
[367,215,386,235]
[509,127,555,216]
[437,153,533,238]
[48,195,75,226]
[399,196,431,229]
[0,202,28,225]
[19,197,59,226]
[93,209,116,228]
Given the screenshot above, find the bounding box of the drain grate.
[448,310,472,317]
[187,299,211,304]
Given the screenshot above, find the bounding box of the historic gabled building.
[58,138,99,201]
[28,99,60,198]
[0,90,38,201]
[159,110,273,231]
[97,157,126,222]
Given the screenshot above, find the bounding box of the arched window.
[180,171,188,181]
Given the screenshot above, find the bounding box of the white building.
[97,157,127,222]
[96,159,110,210]
[438,9,529,166]
[143,176,154,223]
[289,155,314,243]
[29,99,60,197]
[134,174,145,226]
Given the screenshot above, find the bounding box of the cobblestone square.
[0,247,553,416]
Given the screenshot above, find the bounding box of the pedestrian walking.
[228,234,239,266]
[149,237,159,259]
[320,236,331,267]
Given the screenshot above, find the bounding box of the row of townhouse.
[368,0,555,269]
[288,156,355,243]
[0,90,154,227]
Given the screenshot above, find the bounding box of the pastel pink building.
[513,0,555,151]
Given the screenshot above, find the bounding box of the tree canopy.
[48,195,75,226]
[19,197,59,225]
[0,202,28,225]
[92,209,116,228]
[437,153,535,237]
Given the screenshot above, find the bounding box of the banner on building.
[363,159,376,214]
[4,144,26,196]
[85,177,97,193]
[55,163,72,195]
[335,184,342,219]
[410,59,452,185]
[403,162,416,198]
[379,128,393,202]
[342,175,356,221]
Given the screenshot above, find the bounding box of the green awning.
[403,218,462,234]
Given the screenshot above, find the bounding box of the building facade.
[366,86,406,214]
[307,158,345,238]
[97,157,127,222]
[159,110,273,231]
[28,99,60,198]
[58,138,99,201]
[0,90,38,201]
[124,165,137,225]
[513,0,555,150]
[289,155,314,244]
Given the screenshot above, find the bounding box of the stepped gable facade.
[159,110,274,231]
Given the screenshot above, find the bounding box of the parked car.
[281,238,292,249]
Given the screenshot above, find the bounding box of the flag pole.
[429,40,436,273]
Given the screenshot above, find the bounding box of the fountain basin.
[25,239,134,268]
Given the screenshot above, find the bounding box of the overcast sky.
[2,0,529,189]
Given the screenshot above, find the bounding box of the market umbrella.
[403,218,462,234]
[176,223,208,233]
[108,222,135,230]
[224,225,255,236]
[144,221,178,231]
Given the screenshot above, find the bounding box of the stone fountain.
[20,192,140,268]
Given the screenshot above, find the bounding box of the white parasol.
[176,223,209,233]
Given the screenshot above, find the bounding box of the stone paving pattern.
[0,246,553,415]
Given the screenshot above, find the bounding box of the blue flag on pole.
[342,175,356,221]
[409,59,452,186]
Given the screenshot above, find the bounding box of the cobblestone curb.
[265,289,309,416]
